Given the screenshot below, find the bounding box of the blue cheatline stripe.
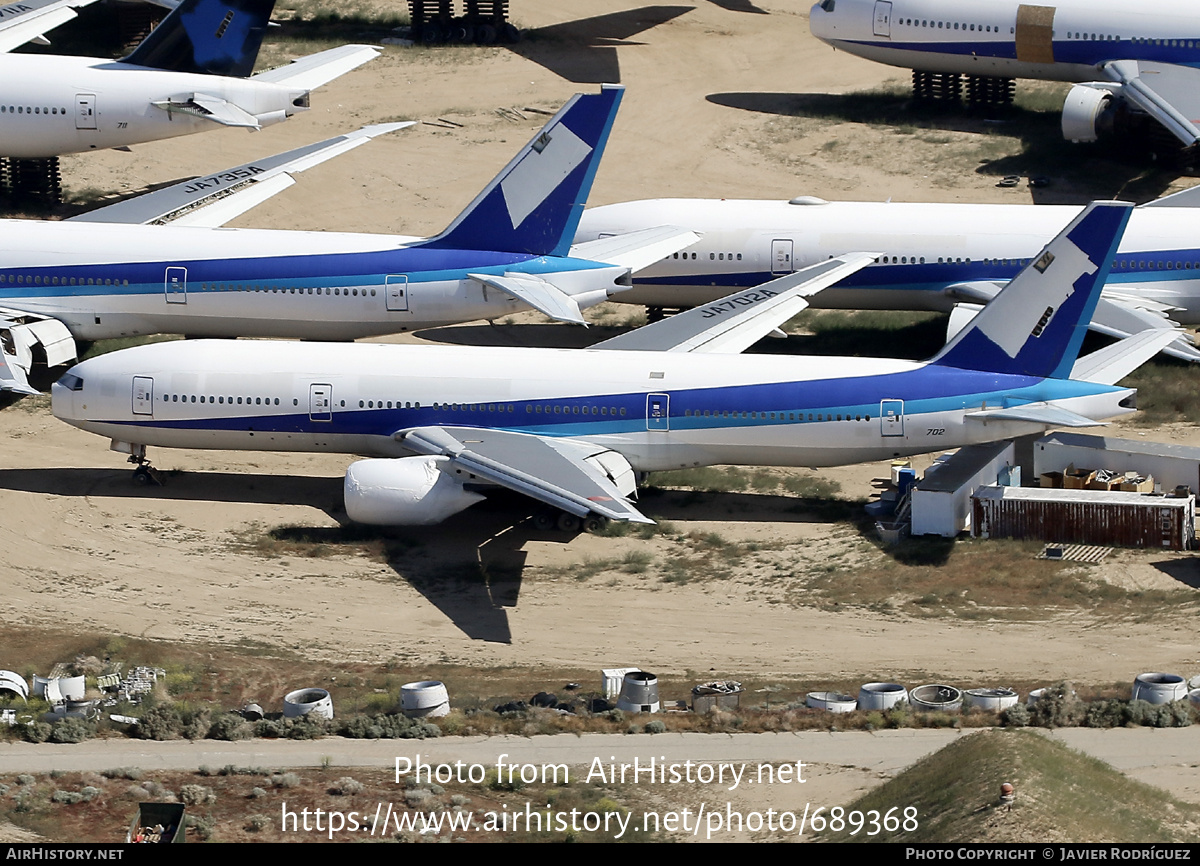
[94,366,1121,437]
[835,37,1200,68]
[0,249,616,301]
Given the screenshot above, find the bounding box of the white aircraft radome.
[809,0,1200,147]
[53,202,1166,529]
[0,86,696,395]
[0,0,379,159]
[575,191,1200,362]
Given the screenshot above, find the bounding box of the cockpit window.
[818,0,835,10]
[59,372,83,391]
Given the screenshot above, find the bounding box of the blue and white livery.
[576,191,1200,362]
[0,0,378,158]
[810,0,1200,146]
[0,85,694,394]
[53,202,1160,529]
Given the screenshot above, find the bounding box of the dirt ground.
[1,0,1198,814]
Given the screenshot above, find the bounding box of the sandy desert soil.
[0,0,1198,811]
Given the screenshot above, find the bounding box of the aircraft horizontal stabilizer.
[591,253,877,354]
[965,403,1106,428]
[569,226,700,273]
[152,94,262,128]
[396,426,653,524]
[0,0,99,54]
[251,44,380,90]
[468,273,587,325]
[1070,329,1183,385]
[70,122,413,227]
[1091,295,1200,363]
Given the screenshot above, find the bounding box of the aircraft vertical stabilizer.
[931,201,1131,379]
[122,0,275,78]
[422,85,624,258]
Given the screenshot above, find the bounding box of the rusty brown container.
[971,486,1195,551]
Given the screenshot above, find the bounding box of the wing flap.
[396,426,653,524]
[591,253,877,354]
[70,122,412,227]
[569,226,700,274]
[250,44,380,90]
[468,272,587,325]
[1103,60,1200,147]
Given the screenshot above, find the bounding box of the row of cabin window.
[200,284,379,296]
[1,106,68,115]
[872,256,1200,271]
[353,401,630,416]
[684,409,872,422]
[3,275,130,286]
[898,18,1005,33]
[163,394,287,405]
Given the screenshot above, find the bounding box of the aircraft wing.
[468,272,589,325]
[250,44,380,90]
[569,226,700,273]
[1102,60,1200,147]
[69,122,412,227]
[1138,183,1200,208]
[0,0,100,52]
[964,403,1106,428]
[590,253,878,354]
[396,426,654,524]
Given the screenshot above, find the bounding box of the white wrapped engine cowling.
[344,456,485,525]
[1062,83,1116,143]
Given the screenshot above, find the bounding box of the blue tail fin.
[930,200,1132,379]
[123,0,275,78]
[422,85,624,257]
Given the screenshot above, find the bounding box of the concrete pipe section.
[616,671,660,714]
[283,688,334,720]
[805,691,857,713]
[910,684,963,713]
[858,682,908,710]
[0,671,27,702]
[1131,673,1188,705]
[401,681,450,718]
[964,688,1019,711]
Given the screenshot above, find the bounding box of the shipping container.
[971,486,1195,550]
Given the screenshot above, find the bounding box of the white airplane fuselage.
[0,219,626,341]
[0,54,304,158]
[576,198,1200,323]
[51,339,1134,472]
[809,0,1200,80]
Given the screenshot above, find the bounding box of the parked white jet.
[576,191,1200,361]
[809,0,1200,147]
[0,85,694,394]
[0,0,101,52]
[1,0,378,158]
[54,202,1166,527]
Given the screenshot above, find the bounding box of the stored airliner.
[809,0,1200,147]
[53,201,1164,527]
[1,0,378,158]
[0,85,694,394]
[575,191,1200,361]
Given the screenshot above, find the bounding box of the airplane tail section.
[421,85,624,258]
[123,0,275,78]
[930,201,1132,380]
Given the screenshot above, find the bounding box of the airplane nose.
[50,368,84,422]
[809,0,840,38]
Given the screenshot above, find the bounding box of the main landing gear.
[531,508,608,535]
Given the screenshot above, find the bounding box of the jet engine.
[1061,83,1124,143]
[343,456,485,525]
